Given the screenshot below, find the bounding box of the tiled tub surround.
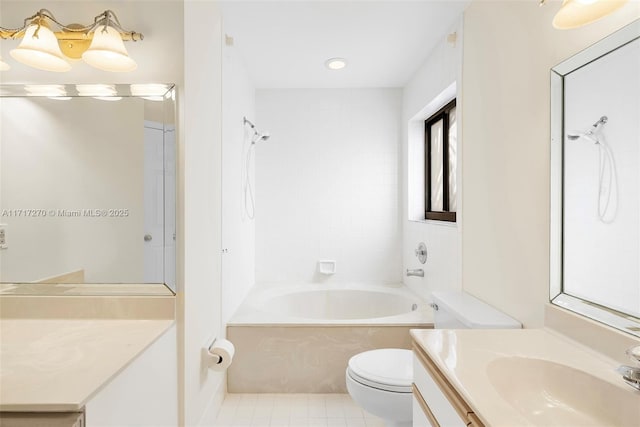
[228,283,432,393]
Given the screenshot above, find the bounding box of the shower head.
[244,117,270,144]
[252,131,270,144]
[567,130,599,143]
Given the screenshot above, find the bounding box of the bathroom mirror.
[0,84,177,293]
[550,20,640,337]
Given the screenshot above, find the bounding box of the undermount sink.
[487,356,640,426]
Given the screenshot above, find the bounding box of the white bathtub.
[227,283,432,392]
[228,283,432,325]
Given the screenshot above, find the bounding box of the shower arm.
[243,116,256,129]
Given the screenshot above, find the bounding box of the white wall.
[221,36,256,325]
[255,89,402,285]
[563,38,640,317]
[402,19,463,301]
[461,0,640,327]
[0,97,144,283]
[182,1,225,425]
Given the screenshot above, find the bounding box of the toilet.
[345,291,521,427]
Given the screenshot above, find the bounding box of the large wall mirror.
[551,20,639,337]
[0,84,176,293]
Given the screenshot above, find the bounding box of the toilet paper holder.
[204,337,235,370]
[207,339,224,364]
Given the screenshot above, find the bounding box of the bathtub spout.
[406,269,424,277]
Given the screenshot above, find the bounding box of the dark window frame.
[425,99,457,222]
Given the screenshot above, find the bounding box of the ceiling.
[219,1,470,89]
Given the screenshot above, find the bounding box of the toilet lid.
[347,349,413,393]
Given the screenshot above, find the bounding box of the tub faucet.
[617,345,640,391]
[406,269,424,277]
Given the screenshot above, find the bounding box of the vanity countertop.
[411,328,640,426]
[0,318,173,411]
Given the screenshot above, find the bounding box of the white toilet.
[345,291,521,427]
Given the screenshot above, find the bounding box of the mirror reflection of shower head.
[244,116,270,144]
[242,117,271,220]
[566,115,617,223]
[252,131,270,144]
[567,116,608,144]
[567,131,599,143]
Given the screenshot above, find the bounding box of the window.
[425,99,457,222]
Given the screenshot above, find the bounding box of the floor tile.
[215,394,385,427]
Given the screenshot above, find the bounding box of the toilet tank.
[431,291,521,329]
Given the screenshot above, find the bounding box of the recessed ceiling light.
[325,57,347,70]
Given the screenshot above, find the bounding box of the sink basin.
[487,357,640,426]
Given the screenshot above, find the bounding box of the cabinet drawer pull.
[413,383,440,427]
[413,343,485,427]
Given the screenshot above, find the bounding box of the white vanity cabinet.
[0,324,177,427]
[84,324,178,427]
[412,342,484,427]
[0,292,177,427]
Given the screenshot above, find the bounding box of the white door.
[164,125,176,290]
[144,122,164,283]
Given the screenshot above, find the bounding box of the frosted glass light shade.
[82,25,137,72]
[9,23,71,72]
[553,0,629,29]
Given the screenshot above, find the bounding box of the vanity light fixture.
[325,57,347,70]
[0,9,142,72]
[540,0,629,29]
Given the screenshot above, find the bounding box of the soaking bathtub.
[227,283,433,393]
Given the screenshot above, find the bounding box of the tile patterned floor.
[215,394,386,427]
